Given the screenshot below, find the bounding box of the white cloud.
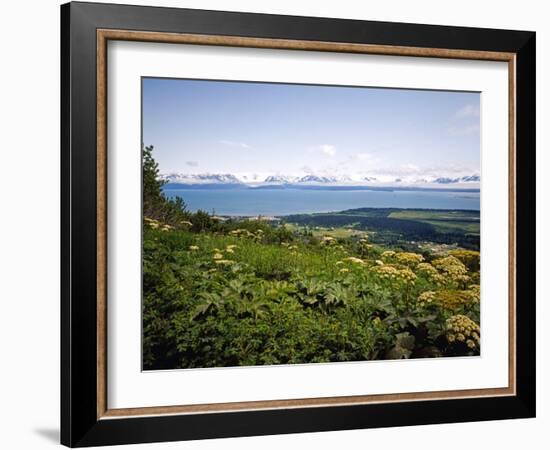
[359,161,479,182]
[365,163,421,177]
[319,144,336,157]
[455,104,480,119]
[219,140,251,149]
[356,152,372,161]
[185,160,199,167]
[448,124,480,136]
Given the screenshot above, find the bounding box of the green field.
[388,210,480,235]
[284,208,480,250]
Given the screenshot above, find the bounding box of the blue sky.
[142,78,480,183]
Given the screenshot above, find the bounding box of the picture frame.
[61,1,536,447]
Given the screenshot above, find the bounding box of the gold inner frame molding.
[96,28,517,420]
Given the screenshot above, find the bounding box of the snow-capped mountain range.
[162,173,242,185]
[160,172,480,189]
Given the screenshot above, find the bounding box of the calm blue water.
[163,188,480,216]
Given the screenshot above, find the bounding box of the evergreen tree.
[143,144,189,225]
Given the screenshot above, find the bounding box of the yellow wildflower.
[214,259,234,265]
[320,236,336,246]
[446,315,480,350]
[467,284,481,302]
[432,256,468,280]
[437,290,476,310]
[343,256,365,265]
[417,291,436,307]
[416,262,438,275]
[395,252,424,266]
[449,249,480,271]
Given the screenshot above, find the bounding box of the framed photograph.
[61,1,536,447]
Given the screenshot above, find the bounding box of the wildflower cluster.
[225,244,238,254]
[436,290,476,310]
[342,256,366,265]
[431,256,469,284]
[206,248,234,265]
[417,291,436,307]
[228,228,264,241]
[371,265,416,285]
[320,236,336,246]
[335,257,366,274]
[395,252,424,266]
[398,267,417,285]
[446,315,480,350]
[144,217,173,231]
[357,236,374,255]
[415,262,445,285]
[467,284,480,302]
[214,259,235,266]
[144,217,160,229]
[448,249,480,271]
[229,229,257,239]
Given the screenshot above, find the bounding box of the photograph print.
[142,78,481,371]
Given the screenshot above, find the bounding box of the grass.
[419,220,479,235]
[309,227,366,239]
[389,210,480,235]
[388,210,479,221]
[183,231,350,279]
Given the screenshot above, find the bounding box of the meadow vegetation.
[142,145,481,370]
[286,208,480,250]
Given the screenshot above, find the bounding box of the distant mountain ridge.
[160,172,480,189]
[161,173,242,185]
[433,175,481,184]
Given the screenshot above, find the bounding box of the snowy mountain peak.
[160,172,480,187]
[161,173,243,184]
[433,174,480,184]
[263,175,297,184]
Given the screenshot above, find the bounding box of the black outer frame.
[61,1,536,447]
